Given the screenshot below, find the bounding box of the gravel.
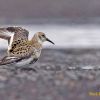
[0,48,100,100]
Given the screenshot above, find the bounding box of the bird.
[0,27,54,71]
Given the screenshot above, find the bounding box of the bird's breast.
[34,49,41,58]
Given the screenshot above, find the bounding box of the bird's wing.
[0,50,38,66]
[0,56,22,65]
[0,27,29,45]
[0,28,11,44]
[6,27,29,42]
[6,27,29,50]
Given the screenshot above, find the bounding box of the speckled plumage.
[0,27,54,68]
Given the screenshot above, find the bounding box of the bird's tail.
[0,56,20,65]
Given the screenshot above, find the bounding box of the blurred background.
[0,0,100,48]
[0,1,100,100]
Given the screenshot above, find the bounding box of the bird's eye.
[42,35,45,37]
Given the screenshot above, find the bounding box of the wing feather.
[0,56,21,65]
[6,27,29,41]
[0,27,29,45]
[0,28,11,43]
[7,27,29,51]
[0,27,29,51]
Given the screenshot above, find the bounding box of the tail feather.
[0,56,20,65]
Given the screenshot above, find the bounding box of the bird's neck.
[30,35,42,49]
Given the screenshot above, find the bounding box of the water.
[0,24,100,49]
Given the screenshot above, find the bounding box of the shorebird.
[0,27,54,70]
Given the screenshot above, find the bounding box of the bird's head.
[34,32,54,44]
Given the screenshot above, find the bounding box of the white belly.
[15,57,33,67]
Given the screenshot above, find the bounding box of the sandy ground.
[0,48,100,100]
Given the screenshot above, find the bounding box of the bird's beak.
[46,38,55,44]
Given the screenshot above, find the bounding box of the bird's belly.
[15,57,33,67]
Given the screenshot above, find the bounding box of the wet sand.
[0,48,100,100]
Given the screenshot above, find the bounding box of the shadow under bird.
[0,27,54,70]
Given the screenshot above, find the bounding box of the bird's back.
[8,40,34,57]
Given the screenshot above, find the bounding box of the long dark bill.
[46,38,55,44]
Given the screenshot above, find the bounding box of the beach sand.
[0,48,100,100]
